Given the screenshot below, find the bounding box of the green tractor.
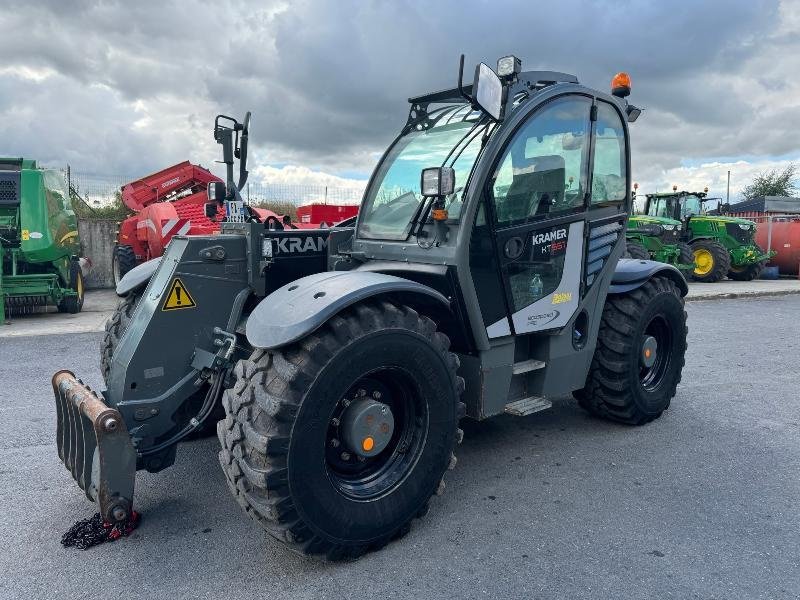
[625,212,694,271]
[642,188,774,282]
[0,158,86,322]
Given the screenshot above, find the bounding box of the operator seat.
[500,155,566,222]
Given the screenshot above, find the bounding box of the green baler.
[0,158,85,322]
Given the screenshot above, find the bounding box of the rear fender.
[116,257,160,296]
[609,258,688,296]
[245,271,450,349]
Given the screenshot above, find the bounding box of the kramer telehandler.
[53,57,688,559]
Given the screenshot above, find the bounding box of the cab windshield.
[358,105,490,240]
[647,194,703,220]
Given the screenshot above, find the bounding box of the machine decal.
[551,291,572,304]
[531,226,568,259]
[162,278,197,311]
[21,229,29,241]
[511,221,584,334]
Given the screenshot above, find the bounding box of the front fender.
[610,258,688,296]
[116,257,160,296]
[245,271,450,350]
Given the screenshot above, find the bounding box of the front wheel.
[728,246,767,281]
[576,276,688,425]
[217,301,464,559]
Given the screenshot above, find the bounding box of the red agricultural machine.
[112,161,360,283]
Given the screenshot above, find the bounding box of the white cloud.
[251,164,367,190]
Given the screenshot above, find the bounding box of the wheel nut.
[330,417,340,427]
[341,399,351,408]
[330,438,340,448]
[340,452,351,461]
[372,391,382,400]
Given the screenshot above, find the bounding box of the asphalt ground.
[1,295,798,599]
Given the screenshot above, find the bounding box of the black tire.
[218,301,464,559]
[728,246,767,281]
[625,241,650,260]
[676,242,694,267]
[58,259,85,314]
[100,292,141,382]
[112,245,138,285]
[689,239,730,283]
[575,276,687,425]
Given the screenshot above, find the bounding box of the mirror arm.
[457,54,473,105]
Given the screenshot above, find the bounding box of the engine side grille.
[726,222,753,244]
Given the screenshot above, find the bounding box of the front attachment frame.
[52,370,136,523]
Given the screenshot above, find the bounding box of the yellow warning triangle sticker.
[162,278,197,311]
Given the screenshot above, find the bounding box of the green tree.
[741,163,798,200]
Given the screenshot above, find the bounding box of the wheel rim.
[325,369,427,501]
[639,315,673,392]
[77,273,84,298]
[693,248,714,276]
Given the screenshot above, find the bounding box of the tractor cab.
[644,189,710,222]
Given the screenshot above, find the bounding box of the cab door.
[470,95,594,337]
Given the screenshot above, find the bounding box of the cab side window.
[490,96,591,226]
[590,102,626,204]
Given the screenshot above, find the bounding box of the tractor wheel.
[100,292,141,382]
[218,301,465,559]
[728,246,767,281]
[575,276,687,425]
[57,259,85,314]
[625,241,650,260]
[112,245,138,285]
[676,242,694,268]
[689,239,730,282]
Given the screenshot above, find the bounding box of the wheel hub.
[340,397,395,458]
[641,335,658,368]
[693,249,713,275]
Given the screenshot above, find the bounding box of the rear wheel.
[690,239,730,282]
[217,301,464,559]
[100,292,141,382]
[112,245,137,285]
[625,241,650,260]
[58,259,85,314]
[576,276,687,425]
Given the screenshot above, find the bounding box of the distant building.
[727,196,800,214]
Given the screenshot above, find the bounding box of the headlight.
[662,224,675,231]
[738,223,752,230]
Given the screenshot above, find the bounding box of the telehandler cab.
[53,56,688,559]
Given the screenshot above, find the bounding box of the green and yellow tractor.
[641,188,774,282]
[0,158,86,322]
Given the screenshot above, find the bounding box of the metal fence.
[63,166,366,207]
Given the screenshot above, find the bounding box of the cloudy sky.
[0,0,798,201]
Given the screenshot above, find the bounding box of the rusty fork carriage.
[52,371,137,523]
